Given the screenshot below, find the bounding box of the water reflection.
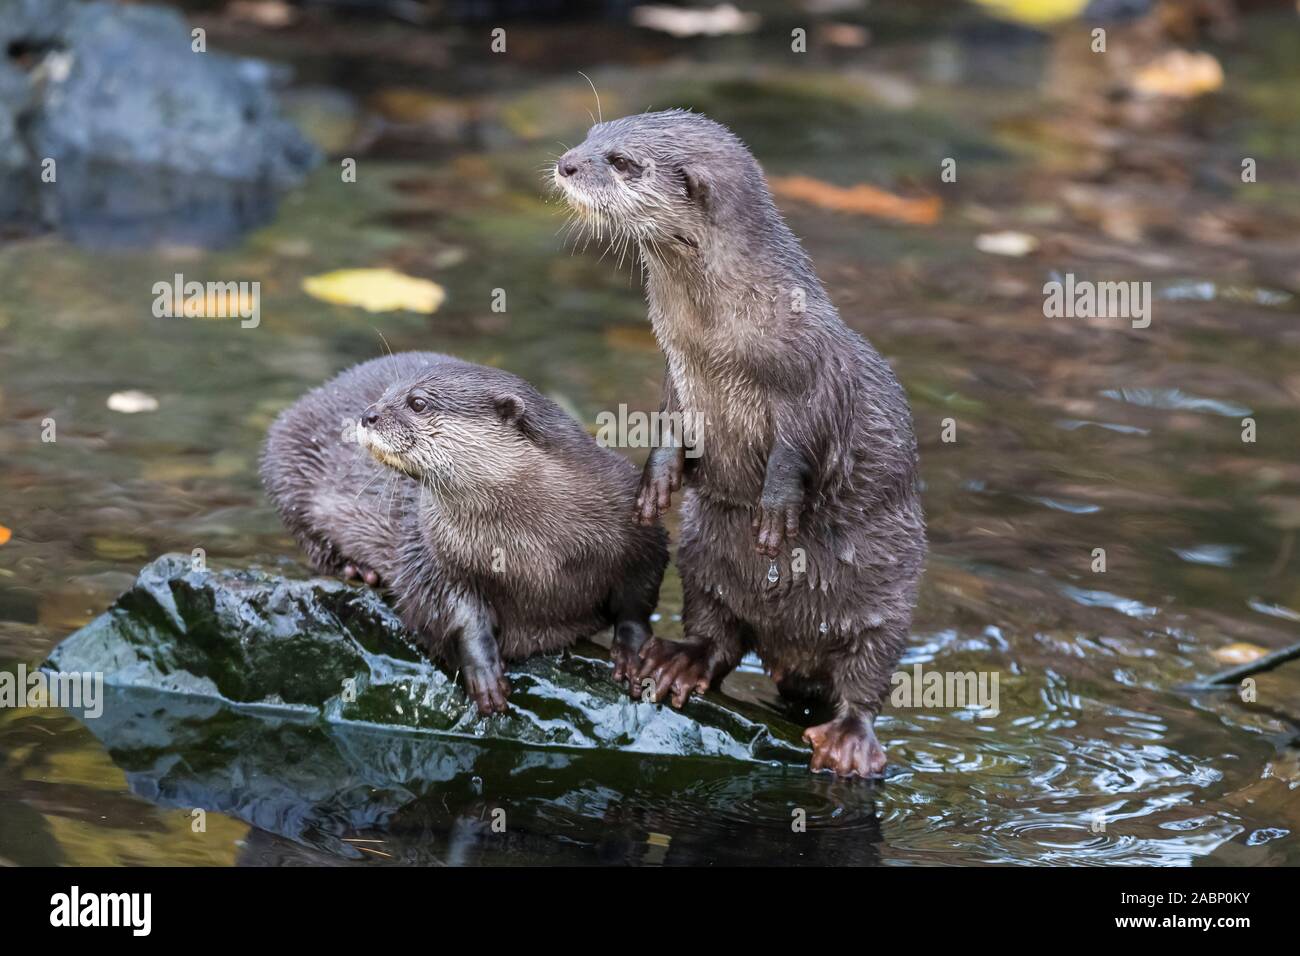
[0,159,283,250]
[57,689,883,866]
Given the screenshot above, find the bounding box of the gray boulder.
[0,0,319,242]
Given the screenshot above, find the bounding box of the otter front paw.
[635,446,685,526]
[751,499,800,557]
[462,664,511,716]
[803,715,886,778]
[342,562,381,588]
[633,638,714,707]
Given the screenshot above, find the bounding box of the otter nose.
[361,406,380,427]
[558,151,580,177]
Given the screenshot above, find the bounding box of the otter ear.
[494,393,544,443]
[493,393,526,427]
[681,165,711,208]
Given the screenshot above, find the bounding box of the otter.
[261,352,668,714]
[554,110,926,777]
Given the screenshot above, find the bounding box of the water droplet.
[766,561,779,584]
[818,621,829,634]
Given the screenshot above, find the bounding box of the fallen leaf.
[226,1,296,28]
[1263,750,1300,787]
[107,390,159,414]
[631,3,760,37]
[1211,642,1268,665]
[769,175,941,225]
[975,230,1039,257]
[820,22,870,48]
[0,525,11,546]
[165,285,259,320]
[90,537,148,560]
[1132,50,1224,99]
[970,0,1088,26]
[302,269,446,314]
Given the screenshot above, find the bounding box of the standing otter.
[261,352,668,714]
[554,111,926,777]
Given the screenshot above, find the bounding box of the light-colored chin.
[556,174,596,216]
[357,426,417,476]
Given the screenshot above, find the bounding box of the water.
[1,2,1298,865]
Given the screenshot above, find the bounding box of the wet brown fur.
[555,110,926,776]
[261,352,668,713]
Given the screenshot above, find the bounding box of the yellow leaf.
[970,0,1089,26]
[0,525,11,546]
[90,537,148,560]
[1211,642,1268,665]
[302,269,446,314]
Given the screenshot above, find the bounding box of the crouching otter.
[261,352,668,714]
[554,110,927,777]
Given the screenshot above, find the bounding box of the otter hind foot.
[633,638,714,707]
[803,715,886,779]
[342,562,381,588]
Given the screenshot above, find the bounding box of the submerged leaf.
[631,3,760,37]
[769,175,941,225]
[1211,642,1268,665]
[302,268,446,314]
[1133,51,1224,99]
[976,231,1039,257]
[106,390,159,413]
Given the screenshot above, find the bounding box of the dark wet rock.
[46,554,806,761]
[0,0,319,244]
[42,556,845,863]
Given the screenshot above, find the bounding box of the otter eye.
[609,155,630,173]
[407,396,428,413]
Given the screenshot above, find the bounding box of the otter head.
[355,365,537,491]
[553,109,769,255]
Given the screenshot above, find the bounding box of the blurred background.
[1,0,1299,865]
